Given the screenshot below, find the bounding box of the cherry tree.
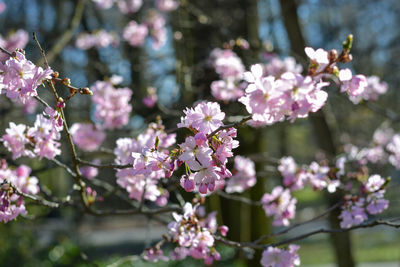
[0,1,399,266]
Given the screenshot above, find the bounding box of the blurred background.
[0,0,399,266]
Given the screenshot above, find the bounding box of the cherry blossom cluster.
[0,50,53,103]
[224,155,256,193]
[0,160,39,223]
[261,244,300,267]
[90,80,132,129]
[114,120,175,204]
[275,153,390,229]
[75,30,120,50]
[92,0,142,12]
[261,186,297,226]
[2,107,63,160]
[304,42,386,104]
[339,174,389,228]
[70,122,106,151]
[87,0,178,51]
[239,63,329,125]
[145,202,227,265]
[278,156,340,192]
[343,125,400,169]
[122,10,168,49]
[177,102,239,194]
[92,0,179,12]
[209,48,246,102]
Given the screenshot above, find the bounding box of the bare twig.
[3,181,68,209]
[32,32,49,68]
[0,46,12,57]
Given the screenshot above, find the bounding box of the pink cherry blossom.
[122,21,148,47]
[225,156,256,193]
[339,198,367,229]
[1,122,33,159]
[156,0,179,12]
[0,161,39,223]
[261,245,300,267]
[0,51,53,103]
[386,134,400,168]
[339,68,368,102]
[261,186,297,226]
[75,30,119,50]
[143,247,169,262]
[178,102,225,134]
[70,122,106,151]
[305,47,329,72]
[91,80,133,129]
[117,0,142,14]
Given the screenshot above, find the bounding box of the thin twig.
[0,46,12,57]
[32,32,49,68]
[3,181,67,209]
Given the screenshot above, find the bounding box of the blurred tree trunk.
[278,1,355,267]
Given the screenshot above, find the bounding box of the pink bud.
[208,182,215,192]
[204,255,214,265]
[180,175,195,192]
[199,183,208,194]
[213,251,221,261]
[218,225,229,236]
[16,165,30,177]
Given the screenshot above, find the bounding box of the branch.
[4,181,69,209]
[215,217,400,251]
[268,218,400,248]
